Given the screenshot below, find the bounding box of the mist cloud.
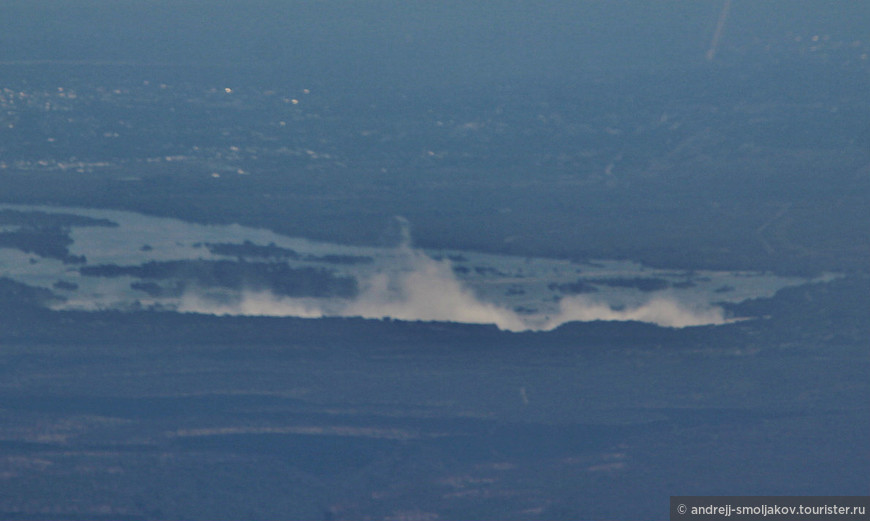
[546,295,728,329]
[343,249,528,331]
[177,244,730,332]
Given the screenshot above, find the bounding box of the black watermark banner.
[670,496,870,521]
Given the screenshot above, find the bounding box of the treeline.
[80,259,358,298]
[205,240,373,265]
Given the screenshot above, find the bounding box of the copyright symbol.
[678,504,687,515]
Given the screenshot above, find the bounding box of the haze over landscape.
[0,1,867,520]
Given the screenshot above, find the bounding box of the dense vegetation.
[0,60,866,277]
